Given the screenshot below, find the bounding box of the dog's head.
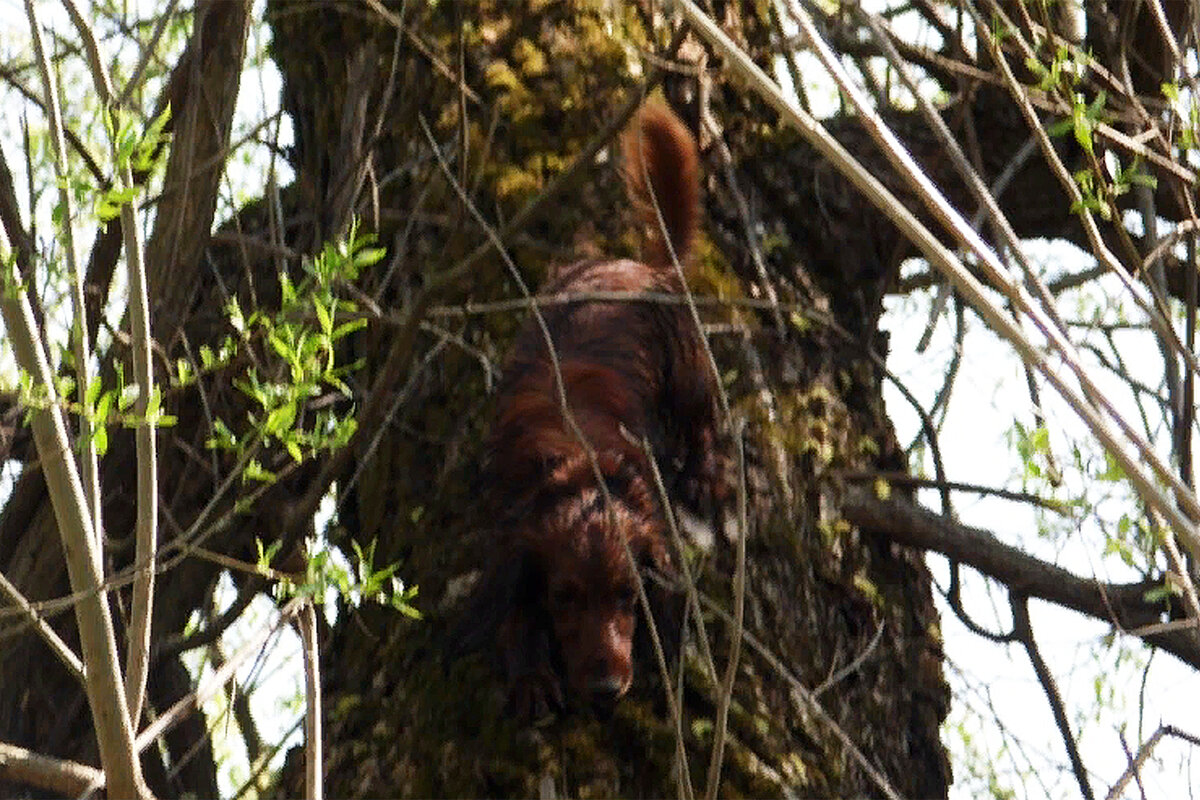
[535,489,667,705]
[509,453,676,711]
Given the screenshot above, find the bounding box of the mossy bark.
[269,1,950,797]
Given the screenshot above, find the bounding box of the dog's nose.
[588,676,625,709]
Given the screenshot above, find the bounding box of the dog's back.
[468,102,721,717]
[489,102,708,501]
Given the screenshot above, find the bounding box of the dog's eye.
[551,584,579,609]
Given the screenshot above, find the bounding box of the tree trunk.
[0,1,1023,796]
[267,2,952,796]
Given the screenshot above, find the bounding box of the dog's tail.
[622,101,700,271]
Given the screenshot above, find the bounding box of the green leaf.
[175,358,192,386]
[1144,583,1179,603]
[1047,117,1074,138]
[84,377,103,409]
[1098,449,1126,482]
[205,418,237,450]
[244,458,277,483]
[314,297,332,336]
[227,297,246,333]
[94,186,138,221]
[352,246,386,270]
[93,426,108,456]
[133,104,172,171]
[257,537,283,568]
[95,391,114,425]
[332,317,367,340]
[265,401,297,436]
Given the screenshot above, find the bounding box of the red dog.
[468,102,723,717]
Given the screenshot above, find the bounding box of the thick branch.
[145,0,252,336]
[0,741,104,797]
[0,219,146,800]
[842,487,1200,668]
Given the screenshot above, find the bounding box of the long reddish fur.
[465,102,722,717]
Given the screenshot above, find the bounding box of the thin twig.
[27,0,102,553]
[638,436,718,685]
[1107,725,1200,800]
[835,470,1070,513]
[131,599,303,758]
[0,571,83,680]
[1009,594,1095,800]
[813,620,886,697]
[946,562,1019,644]
[703,422,746,800]
[299,601,322,800]
[62,0,160,731]
[696,592,903,800]
[114,0,181,109]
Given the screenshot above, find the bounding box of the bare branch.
[0,570,82,680]
[703,424,747,800]
[299,601,322,800]
[26,0,102,554]
[132,598,303,758]
[1010,594,1095,800]
[842,487,1200,668]
[1107,725,1200,800]
[61,0,160,731]
[0,740,104,797]
[0,193,145,800]
[837,470,1069,513]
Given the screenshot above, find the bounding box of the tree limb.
[1009,594,1095,800]
[0,741,104,797]
[0,197,146,800]
[842,487,1200,668]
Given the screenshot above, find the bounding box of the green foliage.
[1025,45,1087,94]
[1110,156,1157,198]
[208,220,374,471]
[945,714,1018,799]
[1,250,27,299]
[12,356,177,457]
[1162,81,1200,148]
[1048,90,1106,157]
[94,104,171,220]
[257,535,420,618]
[1069,169,1108,219]
[1008,420,1058,486]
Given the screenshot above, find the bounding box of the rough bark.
[268,1,951,796]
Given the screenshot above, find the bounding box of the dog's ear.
[447,540,542,662]
[634,537,683,679]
